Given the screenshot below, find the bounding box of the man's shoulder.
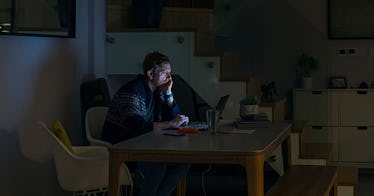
[117,75,146,94]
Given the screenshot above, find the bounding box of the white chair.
[38,121,133,196]
[85,106,112,147]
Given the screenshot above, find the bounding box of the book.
[234,113,270,128]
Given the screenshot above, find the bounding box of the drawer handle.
[357,91,367,94]
[311,126,323,129]
[357,126,368,130]
[311,91,322,94]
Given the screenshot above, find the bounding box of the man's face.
[151,63,172,87]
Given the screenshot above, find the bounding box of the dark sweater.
[102,75,180,144]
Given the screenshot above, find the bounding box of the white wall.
[0,1,103,195]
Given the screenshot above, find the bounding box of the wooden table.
[108,122,291,196]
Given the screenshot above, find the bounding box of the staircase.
[106,1,240,80]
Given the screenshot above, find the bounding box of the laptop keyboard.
[182,121,208,130]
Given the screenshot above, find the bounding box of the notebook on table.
[181,95,230,130]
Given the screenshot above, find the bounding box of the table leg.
[109,152,123,196]
[244,155,264,196]
[282,135,291,171]
[176,176,186,196]
[332,177,338,196]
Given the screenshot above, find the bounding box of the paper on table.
[232,129,256,134]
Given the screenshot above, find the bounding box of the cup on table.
[206,109,219,134]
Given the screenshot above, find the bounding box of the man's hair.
[143,51,170,75]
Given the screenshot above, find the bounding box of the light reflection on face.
[152,63,172,87]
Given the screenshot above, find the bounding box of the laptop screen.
[180,95,230,130]
[215,95,230,120]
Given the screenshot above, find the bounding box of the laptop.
[182,95,230,130]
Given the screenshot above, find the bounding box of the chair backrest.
[80,78,111,145]
[85,106,111,147]
[37,121,85,191]
[37,121,74,157]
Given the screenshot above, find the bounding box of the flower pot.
[301,77,312,89]
[240,104,259,120]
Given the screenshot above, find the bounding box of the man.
[103,51,190,196]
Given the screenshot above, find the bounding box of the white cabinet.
[294,89,374,165]
[340,90,374,126]
[294,90,339,126]
[340,127,374,162]
[303,126,332,143]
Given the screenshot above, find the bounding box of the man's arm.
[115,91,153,136]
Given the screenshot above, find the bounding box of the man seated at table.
[102,51,190,196]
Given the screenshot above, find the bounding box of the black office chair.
[80,78,111,145]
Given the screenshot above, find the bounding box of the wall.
[0,1,103,195]
[215,0,374,118]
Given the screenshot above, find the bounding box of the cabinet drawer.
[294,90,339,126]
[303,126,333,143]
[340,127,374,162]
[340,91,374,126]
[303,126,339,161]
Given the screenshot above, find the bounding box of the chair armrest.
[89,138,112,147]
[72,146,109,160]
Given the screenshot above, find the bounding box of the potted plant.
[296,53,319,89]
[239,95,260,120]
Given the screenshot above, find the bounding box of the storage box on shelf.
[260,97,286,122]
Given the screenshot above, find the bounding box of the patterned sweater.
[102,75,180,144]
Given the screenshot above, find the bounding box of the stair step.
[337,166,357,196]
[338,166,358,186]
[299,142,333,160]
[164,0,214,9]
[194,32,218,56]
[162,7,213,32]
[290,120,308,133]
[107,6,214,32]
[106,5,133,31]
[220,52,244,81]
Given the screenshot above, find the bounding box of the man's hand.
[161,78,173,95]
[153,114,190,131]
[170,114,189,128]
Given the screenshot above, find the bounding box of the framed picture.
[329,77,347,89]
[328,0,374,39]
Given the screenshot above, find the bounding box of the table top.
[110,122,291,156]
